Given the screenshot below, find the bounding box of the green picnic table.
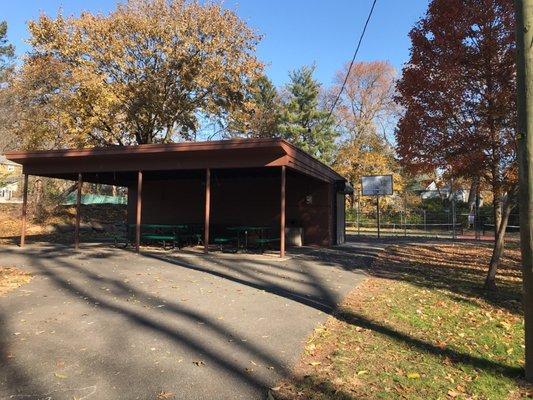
[226,226,272,251]
[114,224,188,249]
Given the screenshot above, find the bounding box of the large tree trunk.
[484,190,516,290]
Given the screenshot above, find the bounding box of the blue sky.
[2,0,429,87]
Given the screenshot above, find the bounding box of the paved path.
[0,241,382,400]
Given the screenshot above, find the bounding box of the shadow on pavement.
[0,235,524,398]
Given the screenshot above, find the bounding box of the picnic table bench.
[114,224,188,249]
[215,226,277,253]
[139,224,187,249]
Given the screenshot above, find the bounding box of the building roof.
[5,138,348,186]
[0,155,20,167]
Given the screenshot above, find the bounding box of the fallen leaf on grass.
[357,370,368,375]
[406,372,420,379]
[309,361,321,366]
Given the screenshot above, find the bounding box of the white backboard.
[361,175,393,196]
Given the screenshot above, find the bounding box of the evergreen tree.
[279,65,336,164]
[227,75,281,138]
[250,76,280,138]
[0,21,14,81]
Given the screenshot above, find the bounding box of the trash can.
[285,227,303,247]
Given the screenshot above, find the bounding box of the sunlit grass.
[275,243,530,399]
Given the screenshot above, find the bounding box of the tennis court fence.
[346,208,519,239]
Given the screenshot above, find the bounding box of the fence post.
[403,194,407,237]
[475,191,481,240]
[376,193,381,239]
[356,192,360,236]
[451,177,457,239]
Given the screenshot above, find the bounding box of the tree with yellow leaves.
[19,0,262,148]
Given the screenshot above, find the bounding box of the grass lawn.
[0,266,32,296]
[274,242,531,399]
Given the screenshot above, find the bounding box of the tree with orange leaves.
[332,61,403,211]
[395,0,517,288]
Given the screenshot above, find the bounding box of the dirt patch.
[0,203,127,245]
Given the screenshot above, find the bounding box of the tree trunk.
[54,181,79,208]
[467,177,479,212]
[34,179,43,209]
[484,192,515,290]
[493,190,503,238]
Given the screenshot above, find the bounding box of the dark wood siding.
[127,169,332,246]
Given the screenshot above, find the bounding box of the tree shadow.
[1,245,327,398]
[333,307,522,379]
[143,246,523,380]
[287,237,522,315]
[366,242,521,314]
[0,236,525,398]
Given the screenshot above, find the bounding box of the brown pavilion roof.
[5,138,348,186]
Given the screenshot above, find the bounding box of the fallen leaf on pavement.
[157,391,174,399]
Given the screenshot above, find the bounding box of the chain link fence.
[346,190,519,240]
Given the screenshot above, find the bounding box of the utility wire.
[322,0,378,128]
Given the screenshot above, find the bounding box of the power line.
[323,0,378,128]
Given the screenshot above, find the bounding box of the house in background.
[419,180,470,202]
[0,155,22,203]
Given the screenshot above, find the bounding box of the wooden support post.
[135,171,143,254]
[20,174,29,248]
[280,166,286,258]
[204,168,211,254]
[74,173,83,249]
